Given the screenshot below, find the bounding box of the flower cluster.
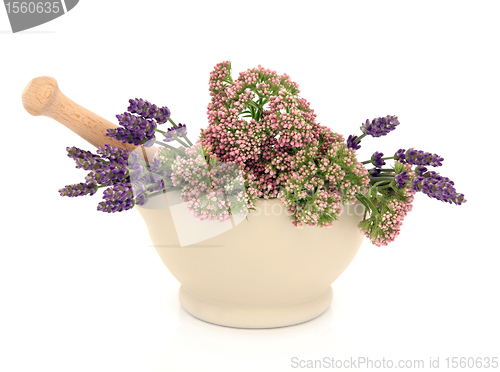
[60,130,178,213]
[357,162,416,246]
[127,98,170,124]
[110,113,157,146]
[361,115,400,137]
[59,182,98,197]
[394,171,409,188]
[412,171,466,205]
[163,123,187,142]
[169,144,248,222]
[344,105,465,246]
[200,61,369,226]
[59,144,138,212]
[59,95,193,213]
[359,184,415,247]
[394,148,444,167]
[57,61,467,248]
[279,132,369,227]
[346,135,361,150]
[370,151,386,167]
[107,99,173,147]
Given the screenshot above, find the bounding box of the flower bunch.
[169,144,248,222]
[163,123,187,142]
[58,99,189,212]
[351,119,466,245]
[58,61,466,247]
[200,61,369,226]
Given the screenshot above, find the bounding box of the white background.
[1,1,499,371]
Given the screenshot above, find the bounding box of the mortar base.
[178,285,333,329]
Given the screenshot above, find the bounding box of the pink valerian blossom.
[280,127,369,227]
[359,163,415,246]
[200,61,370,226]
[169,144,249,222]
[366,187,415,247]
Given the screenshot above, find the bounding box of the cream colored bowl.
[136,193,365,328]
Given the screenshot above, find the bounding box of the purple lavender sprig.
[108,98,193,150]
[127,98,171,124]
[59,144,169,213]
[59,182,98,197]
[96,144,131,164]
[96,183,147,213]
[394,171,409,188]
[61,96,194,214]
[107,113,157,146]
[361,115,400,137]
[163,123,188,143]
[412,171,466,205]
[97,199,135,213]
[347,115,400,150]
[346,134,361,150]
[394,148,444,167]
[66,146,104,170]
[371,152,386,167]
[394,149,406,162]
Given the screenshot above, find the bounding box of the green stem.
[369,177,394,182]
[182,135,193,146]
[356,193,379,216]
[356,195,370,212]
[373,184,393,191]
[167,118,178,128]
[370,180,392,188]
[362,159,396,165]
[356,133,366,142]
[175,137,189,148]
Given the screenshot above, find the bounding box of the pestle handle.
[21,76,157,160]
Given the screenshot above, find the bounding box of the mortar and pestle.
[22,77,365,328]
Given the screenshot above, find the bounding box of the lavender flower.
[176,123,187,136]
[361,115,400,137]
[59,182,98,197]
[369,168,382,176]
[66,146,103,170]
[394,149,406,162]
[96,144,130,164]
[102,183,134,202]
[414,165,428,176]
[107,112,157,146]
[97,199,135,213]
[127,152,147,181]
[404,148,443,167]
[127,98,171,124]
[86,163,129,185]
[346,134,361,150]
[394,171,409,188]
[371,152,386,167]
[163,124,188,143]
[412,171,466,205]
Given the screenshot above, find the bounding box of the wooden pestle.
[21,76,157,161]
